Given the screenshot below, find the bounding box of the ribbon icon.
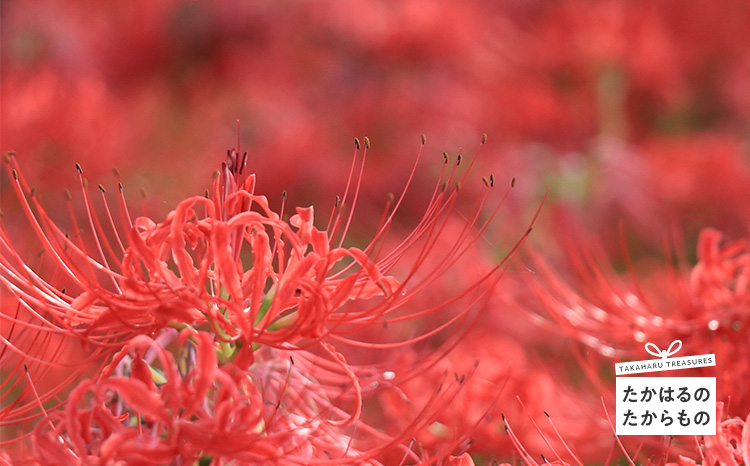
[645,340,682,359]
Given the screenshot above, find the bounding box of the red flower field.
[2,1,750,464]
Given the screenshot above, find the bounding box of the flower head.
[510,227,750,461]
[1,135,536,463]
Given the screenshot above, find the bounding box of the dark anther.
[239,152,248,174]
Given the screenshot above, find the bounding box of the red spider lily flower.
[2,137,521,346]
[1,135,540,462]
[513,227,750,460]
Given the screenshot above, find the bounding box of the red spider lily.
[1,135,539,463]
[2,135,533,351]
[510,227,750,461]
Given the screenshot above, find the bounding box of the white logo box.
[615,377,716,435]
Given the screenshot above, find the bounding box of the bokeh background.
[3,0,750,463]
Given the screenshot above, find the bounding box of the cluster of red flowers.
[3,145,749,465]
[3,0,750,464]
[4,0,750,242]
[1,139,541,464]
[497,228,750,465]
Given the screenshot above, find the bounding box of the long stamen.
[23,366,63,437]
[116,181,134,230]
[601,397,637,466]
[397,437,417,466]
[326,139,361,241]
[541,409,585,466]
[5,164,86,289]
[98,184,126,254]
[515,397,566,465]
[336,137,369,248]
[75,164,121,292]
